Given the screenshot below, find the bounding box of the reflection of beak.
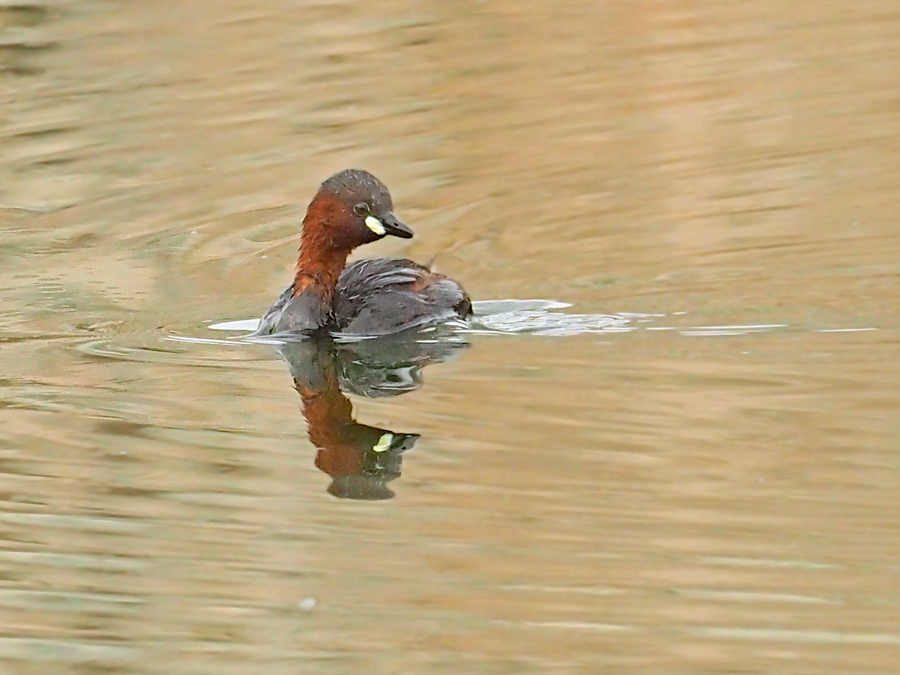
[381,212,414,239]
[392,433,420,453]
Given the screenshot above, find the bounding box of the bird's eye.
[353,202,370,216]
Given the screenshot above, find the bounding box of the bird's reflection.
[278,328,467,500]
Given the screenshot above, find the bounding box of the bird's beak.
[375,212,414,239]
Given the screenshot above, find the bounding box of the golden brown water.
[2,1,900,672]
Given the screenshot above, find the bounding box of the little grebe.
[258,169,472,336]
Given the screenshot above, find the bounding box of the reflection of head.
[281,331,463,500]
[319,431,420,501]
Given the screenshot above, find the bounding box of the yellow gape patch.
[364,216,385,235]
[372,433,393,453]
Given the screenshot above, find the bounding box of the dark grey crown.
[320,169,393,214]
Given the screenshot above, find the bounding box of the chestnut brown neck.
[292,191,354,300]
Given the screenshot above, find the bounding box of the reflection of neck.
[299,383,354,451]
[308,397,371,480]
[294,353,364,477]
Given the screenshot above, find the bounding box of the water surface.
[1,1,900,673]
